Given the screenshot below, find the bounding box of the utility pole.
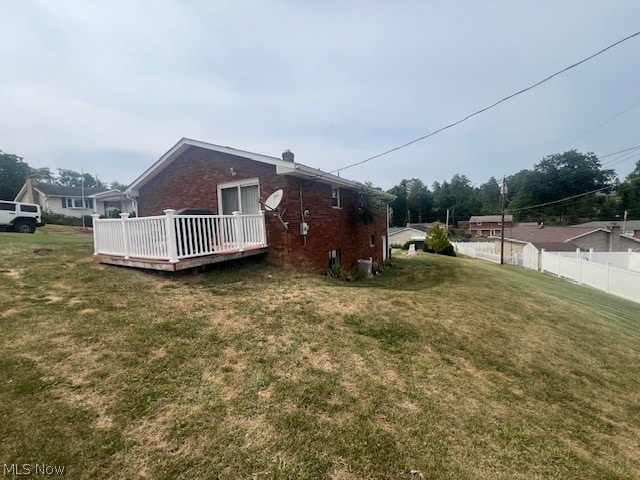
[500,176,507,265]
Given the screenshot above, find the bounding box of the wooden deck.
[92,210,268,271]
[95,246,269,272]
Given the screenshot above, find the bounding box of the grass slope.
[1,226,639,479]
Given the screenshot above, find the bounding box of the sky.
[1,1,640,191]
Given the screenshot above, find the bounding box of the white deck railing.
[92,209,267,263]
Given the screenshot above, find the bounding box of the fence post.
[120,212,131,259]
[540,249,545,272]
[91,214,100,255]
[606,262,611,293]
[164,209,179,263]
[589,248,594,262]
[259,210,266,246]
[576,248,580,260]
[558,253,561,278]
[578,255,583,285]
[233,211,244,252]
[629,248,633,271]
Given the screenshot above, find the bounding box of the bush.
[327,266,364,282]
[423,243,456,257]
[42,211,94,228]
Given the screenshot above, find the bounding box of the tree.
[618,161,640,217]
[109,181,129,191]
[478,177,501,214]
[34,167,55,184]
[426,222,450,254]
[0,150,33,200]
[56,168,105,189]
[357,182,385,224]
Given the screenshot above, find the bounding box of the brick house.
[468,215,513,237]
[125,138,394,272]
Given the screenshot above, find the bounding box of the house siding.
[137,146,386,272]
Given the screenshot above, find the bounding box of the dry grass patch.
[1,228,639,479]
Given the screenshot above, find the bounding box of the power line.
[328,29,640,176]
[508,185,614,213]
[553,99,640,152]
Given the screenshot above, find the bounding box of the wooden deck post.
[164,209,179,263]
[120,212,131,259]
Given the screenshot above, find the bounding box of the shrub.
[42,211,94,228]
[327,266,364,282]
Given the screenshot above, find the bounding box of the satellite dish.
[263,189,283,211]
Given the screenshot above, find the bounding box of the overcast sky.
[1,1,639,190]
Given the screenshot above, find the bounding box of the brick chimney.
[24,175,37,203]
[282,149,294,162]
[609,224,621,252]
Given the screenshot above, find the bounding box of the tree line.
[387,150,640,227]
[0,149,127,200]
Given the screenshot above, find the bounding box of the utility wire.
[553,99,640,152]
[508,185,614,213]
[328,29,640,176]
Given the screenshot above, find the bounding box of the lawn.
[1,226,639,479]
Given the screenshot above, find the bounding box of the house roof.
[34,183,109,197]
[498,225,601,243]
[389,227,427,236]
[571,220,640,230]
[469,215,513,223]
[128,138,395,201]
[530,241,580,251]
[406,223,432,232]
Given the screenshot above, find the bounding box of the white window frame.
[217,178,260,215]
[63,197,93,209]
[331,187,341,209]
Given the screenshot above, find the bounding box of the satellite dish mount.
[260,189,288,230]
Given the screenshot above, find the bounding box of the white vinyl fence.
[452,242,522,266]
[452,241,640,303]
[92,209,267,263]
[541,250,640,304]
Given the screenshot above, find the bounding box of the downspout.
[386,201,391,260]
[300,181,306,247]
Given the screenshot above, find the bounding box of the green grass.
[1,226,639,479]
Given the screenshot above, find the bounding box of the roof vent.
[282,149,294,162]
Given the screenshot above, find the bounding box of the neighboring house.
[493,223,640,259]
[15,177,136,218]
[389,226,427,247]
[468,215,513,237]
[571,220,640,238]
[125,138,395,271]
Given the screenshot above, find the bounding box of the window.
[20,205,38,213]
[331,187,340,208]
[328,249,340,269]
[0,202,16,211]
[62,197,92,209]
[218,179,260,215]
[476,222,482,226]
[370,235,375,247]
[476,229,482,235]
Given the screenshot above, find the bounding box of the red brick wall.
[138,146,388,272]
